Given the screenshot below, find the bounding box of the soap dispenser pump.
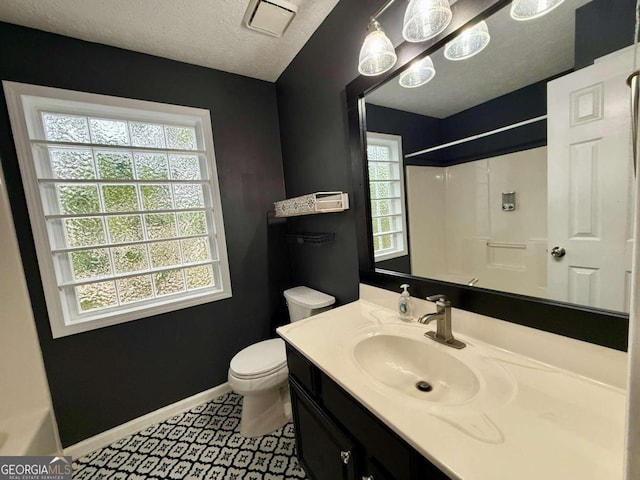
[398,284,414,321]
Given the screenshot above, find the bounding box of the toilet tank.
[284,286,335,322]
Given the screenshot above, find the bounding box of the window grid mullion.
[52,232,210,254]
[45,206,211,220]
[59,259,220,289]
[39,178,209,185]
[32,139,205,155]
[371,195,401,201]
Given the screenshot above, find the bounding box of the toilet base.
[239,385,291,437]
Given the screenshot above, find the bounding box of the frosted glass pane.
[58,185,100,215]
[71,248,111,279]
[165,126,197,150]
[130,122,165,148]
[169,155,201,180]
[50,149,95,179]
[96,151,134,180]
[141,184,173,210]
[367,145,390,162]
[173,184,204,209]
[181,237,210,263]
[89,118,130,145]
[372,219,380,234]
[185,265,214,290]
[107,215,143,243]
[134,153,169,180]
[117,275,153,304]
[77,281,117,311]
[42,113,90,143]
[381,234,392,249]
[177,211,208,236]
[113,245,149,274]
[65,217,106,247]
[145,213,177,240]
[149,240,181,268]
[373,236,380,252]
[153,269,185,296]
[102,185,139,212]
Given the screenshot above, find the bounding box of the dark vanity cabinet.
[286,345,450,480]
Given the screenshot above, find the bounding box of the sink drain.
[415,381,433,392]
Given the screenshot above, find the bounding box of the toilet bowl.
[228,286,335,437]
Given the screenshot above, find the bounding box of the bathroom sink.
[353,334,480,404]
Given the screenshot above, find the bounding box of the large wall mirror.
[347,0,633,350]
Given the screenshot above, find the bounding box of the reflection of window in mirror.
[366,132,408,264]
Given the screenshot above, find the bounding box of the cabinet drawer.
[321,375,413,479]
[286,344,319,396]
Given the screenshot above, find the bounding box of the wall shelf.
[285,232,336,246]
[274,191,349,218]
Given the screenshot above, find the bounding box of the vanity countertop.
[277,299,626,480]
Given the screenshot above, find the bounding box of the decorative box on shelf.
[274,191,349,218]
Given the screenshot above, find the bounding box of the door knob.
[340,450,351,464]
[550,246,566,258]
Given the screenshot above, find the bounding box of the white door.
[547,47,635,311]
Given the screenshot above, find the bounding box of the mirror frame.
[346,0,628,351]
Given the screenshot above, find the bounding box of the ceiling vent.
[244,0,298,37]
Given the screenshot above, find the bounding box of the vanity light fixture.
[399,55,436,88]
[402,0,453,43]
[510,0,566,21]
[358,20,398,76]
[444,20,491,61]
[358,0,401,77]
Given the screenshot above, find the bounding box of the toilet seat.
[229,338,287,379]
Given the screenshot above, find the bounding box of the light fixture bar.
[369,0,398,23]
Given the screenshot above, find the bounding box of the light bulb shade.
[402,0,452,43]
[444,21,491,61]
[510,0,566,21]
[358,25,398,76]
[399,56,436,88]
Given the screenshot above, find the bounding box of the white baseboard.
[64,383,232,460]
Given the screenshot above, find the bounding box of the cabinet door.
[290,377,358,480]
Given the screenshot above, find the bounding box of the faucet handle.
[426,294,450,306]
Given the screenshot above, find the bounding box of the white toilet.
[228,286,335,437]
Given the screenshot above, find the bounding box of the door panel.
[547,47,634,311]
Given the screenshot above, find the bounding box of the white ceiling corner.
[0,0,340,82]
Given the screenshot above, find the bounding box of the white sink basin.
[349,324,517,410]
[354,334,480,404]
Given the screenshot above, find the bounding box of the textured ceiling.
[367,0,592,118]
[0,0,339,82]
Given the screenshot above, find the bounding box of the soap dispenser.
[398,284,414,321]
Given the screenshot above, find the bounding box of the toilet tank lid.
[284,286,335,309]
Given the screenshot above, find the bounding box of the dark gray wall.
[0,21,290,446]
[275,0,388,304]
[575,0,636,69]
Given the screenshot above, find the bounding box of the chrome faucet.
[417,294,466,349]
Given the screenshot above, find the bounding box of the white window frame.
[3,81,232,338]
[366,132,408,262]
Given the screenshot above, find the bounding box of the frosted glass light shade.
[358,23,397,76]
[399,56,436,88]
[402,0,452,43]
[444,21,491,61]
[510,0,566,21]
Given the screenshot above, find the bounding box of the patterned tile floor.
[72,392,308,479]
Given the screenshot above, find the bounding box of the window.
[366,132,408,262]
[3,81,232,338]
